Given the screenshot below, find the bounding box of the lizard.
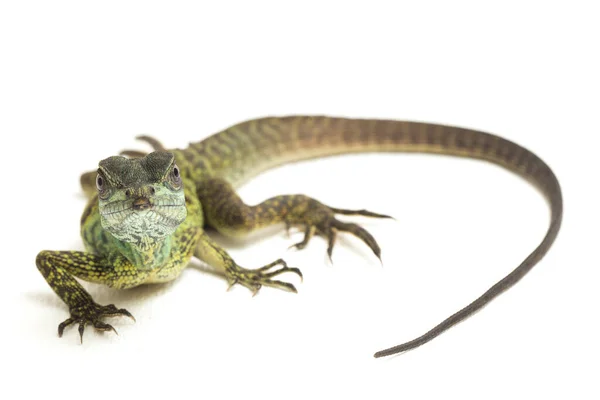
[35,116,563,358]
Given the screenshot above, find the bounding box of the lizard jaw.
[100,202,187,245]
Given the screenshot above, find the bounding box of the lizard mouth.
[132,197,152,211]
[99,194,187,244]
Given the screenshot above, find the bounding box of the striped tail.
[180,116,563,357]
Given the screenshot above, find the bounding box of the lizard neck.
[110,234,173,270]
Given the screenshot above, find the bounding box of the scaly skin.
[38,116,562,357]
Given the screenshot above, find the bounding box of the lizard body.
[37,116,562,357]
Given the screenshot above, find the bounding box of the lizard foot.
[285,199,392,262]
[58,302,135,343]
[226,258,303,296]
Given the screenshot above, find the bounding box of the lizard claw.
[93,321,118,335]
[225,258,302,294]
[58,302,134,342]
[285,201,388,262]
[288,225,316,251]
[103,304,136,322]
[58,318,75,337]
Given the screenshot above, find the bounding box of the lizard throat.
[111,232,174,270]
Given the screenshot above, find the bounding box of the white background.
[1,1,598,399]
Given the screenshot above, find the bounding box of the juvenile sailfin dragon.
[36,116,562,357]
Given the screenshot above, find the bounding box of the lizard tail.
[183,116,563,357]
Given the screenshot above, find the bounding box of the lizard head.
[95,152,187,246]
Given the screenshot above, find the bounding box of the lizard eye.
[96,174,104,191]
[170,164,182,186]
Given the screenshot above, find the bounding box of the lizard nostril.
[149,187,156,195]
[125,189,132,198]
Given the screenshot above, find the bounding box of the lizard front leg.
[194,232,302,294]
[198,178,391,261]
[36,250,139,341]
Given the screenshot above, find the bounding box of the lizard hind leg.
[119,134,168,157]
[198,178,391,263]
[285,200,393,262]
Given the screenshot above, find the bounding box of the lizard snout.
[132,197,152,211]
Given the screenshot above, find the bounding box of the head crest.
[98,152,175,187]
